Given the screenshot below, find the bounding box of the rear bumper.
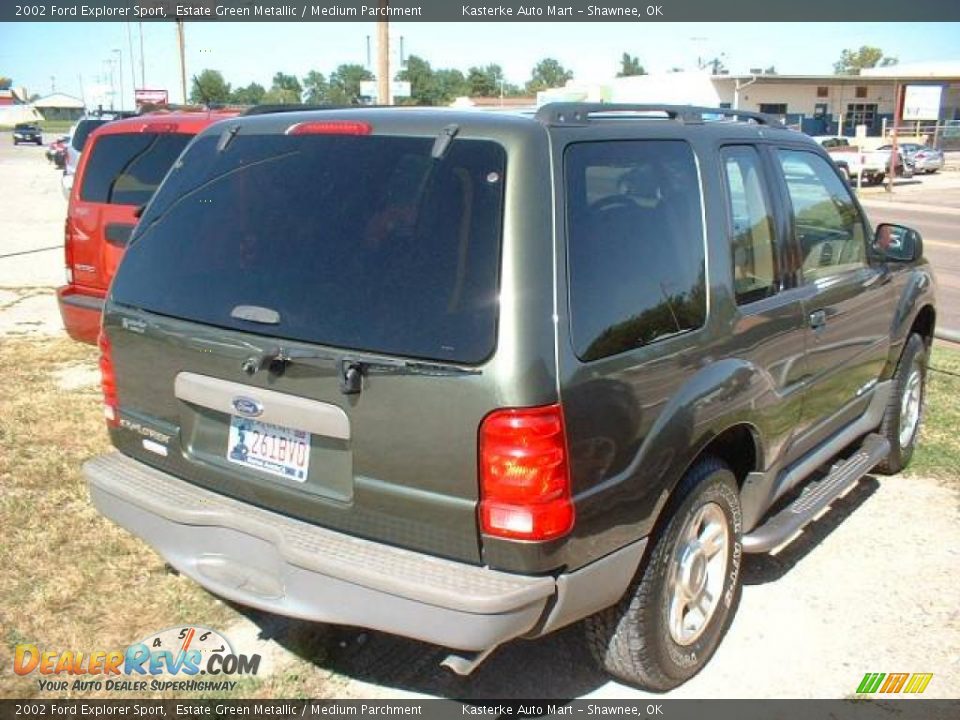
[85,453,646,652]
[57,287,104,344]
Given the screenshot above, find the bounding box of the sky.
[1,21,958,105]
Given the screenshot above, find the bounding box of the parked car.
[878,142,945,174]
[12,122,42,145]
[46,134,69,165]
[57,109,240,343]
[85,104,936,690]
[810,135,909,184]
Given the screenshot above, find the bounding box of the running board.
[742,433,890,554]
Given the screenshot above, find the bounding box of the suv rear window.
[79,133,192,206]
[565,140,706,361]
[111,132,506,364]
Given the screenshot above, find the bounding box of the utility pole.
[176,19,187,104]
[138,22,145,87]
[113,49,124,109]
[126,22,137,93]
[377,0,390,105]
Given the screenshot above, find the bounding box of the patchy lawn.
[909,343,960,486]
[0,336,318,699]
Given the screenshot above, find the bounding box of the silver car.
[879,142,945,174]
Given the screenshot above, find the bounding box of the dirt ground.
[0,130,957,700]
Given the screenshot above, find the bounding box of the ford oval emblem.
[232,396,263,417]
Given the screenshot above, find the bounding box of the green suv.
[85,104,936,689]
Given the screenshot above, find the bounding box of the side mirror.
[873,223,922,263]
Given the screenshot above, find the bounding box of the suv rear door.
[104,126,511,564]
[69,129,192,295]
[775,147,893,456]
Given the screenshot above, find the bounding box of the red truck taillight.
[98,331,119,427]
[479,404,575,541]
[63,218,74,285]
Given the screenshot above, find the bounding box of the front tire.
[585,457,743,690]
[876,333,927,474]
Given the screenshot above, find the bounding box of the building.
[31,93,86,122]
[538,62,960,143]
[0,88,41,125]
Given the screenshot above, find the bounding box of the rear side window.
[71,119,109,152]
[79,133,192,206]
[111,133,506,364]
[565,140,706,362]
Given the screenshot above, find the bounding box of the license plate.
[226,416,310,482]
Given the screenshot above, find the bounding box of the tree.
[433,68,468,104]
[302,71,329,104]
[616,53,645,78]
[764,65,777,75]
[262,72,302,105]
[466,64,503,97]
[397,55,437,105]
[526,58,573,94]
[834,46,898,75]
[0,76,12,90]
[230,82,265,105]
[189,69,231,104]
[327,64,374,105]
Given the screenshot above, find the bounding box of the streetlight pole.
[138,22,145,87]
[113,49,124,110]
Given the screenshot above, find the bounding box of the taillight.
[285,121,372,136]
[479,404,574,541]
[63,218,74,285]
[98,331,119,427]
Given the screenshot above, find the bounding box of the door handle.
[809,309,827,330]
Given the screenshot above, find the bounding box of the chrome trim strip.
[174,372,350,440]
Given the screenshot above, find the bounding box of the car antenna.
[431,124,459,159]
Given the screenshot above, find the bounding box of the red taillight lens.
[98,331,119,427]
[285,121,372,136]
[479,404,574,541]
[63,218,74,284]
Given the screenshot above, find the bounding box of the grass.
[0,120,74,133]
[0,336,303,699]
[908,343,960,485]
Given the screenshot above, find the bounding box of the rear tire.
[876,333,927,475]
[585,456,743,690]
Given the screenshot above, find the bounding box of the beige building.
[538,61,960,141]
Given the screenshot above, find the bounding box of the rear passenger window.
[778,149,867,281]
[80,133,191,206]
[721,146,778,305]
[565,140,706,362]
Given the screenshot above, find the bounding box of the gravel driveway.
[1,130,957,699]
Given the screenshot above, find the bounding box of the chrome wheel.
[667,502,729,646]
[899,366,923,449]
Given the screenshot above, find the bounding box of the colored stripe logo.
[857,672,933,694]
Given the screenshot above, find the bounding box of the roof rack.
[534,103,782,127]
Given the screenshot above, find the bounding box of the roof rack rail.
[534,102,782,127]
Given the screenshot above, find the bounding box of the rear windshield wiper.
[242,346,480,394]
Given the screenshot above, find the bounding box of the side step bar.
[742,433,890,554]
